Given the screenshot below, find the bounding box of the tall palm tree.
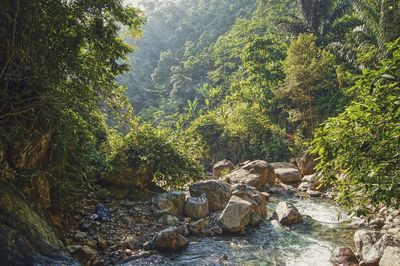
[277,0,356,44]
[351,0,400,48]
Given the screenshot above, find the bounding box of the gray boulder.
[274,201,303,225]
[217,196,253,233]
[151,192,186,217]
[224,160,276,190]
[275,168,302,184]
[213,159,234,177]
[189,180,231,211]
[149,227,188,251]
[188,218,209,235]
[354,230,382,262]
[231,183,268,225]
[379,246,400,266]
[330,247,358,266]
[157,214,179,226]
[184,194,209,220]
[363,233,397,265]
[269,162,297,169]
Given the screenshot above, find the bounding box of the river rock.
[217,195,253,233]
[363,233,397,265]
[274,201,303,225]
[241,160,276,187]
[231,183,268,225]
[379,246,400,266]
[189,180,231,211]
[269,162,297,169]
[184,194,209,220]
[157,214,179,226]
[296,153,317,175]
[213,159,234,177]
[72,245,97,264]
[101,159,151,188]
[354,230,382,261]
[188,218,209,235]
[298,182,312,192]
[307,189,323,197]
[151,191,186,217]
[275,168,302,184]
[150,227,189,251]
[330,247,358,266]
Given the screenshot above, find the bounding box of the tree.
[312,38,400,211]
[278,34,340,137]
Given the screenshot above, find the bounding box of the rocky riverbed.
[64,159,400,265]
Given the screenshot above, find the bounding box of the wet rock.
[188,218,209,235]
[298,182,312,192]
[274,201,303,225]
[307,190,323,197]
[151,191,186,217]
[296,153,316,175]
[211,225,223,235]
[158,214,180,226]
[217,195,253,233]
[93,203,111,222]
[184,194,209,219]
[213,159,234,177]
[150,227,189,251]
[275,168,302,184]
[189,180,231,211]
[330,247,358,266]
[379,246,400,266]
[231,183,268,225]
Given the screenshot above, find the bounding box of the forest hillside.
[0,0,399,265]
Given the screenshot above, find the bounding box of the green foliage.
[0,0,143,190]
[279,34,343,137]
[122,125,204,188]
[312,39,400,211]
[188,103,290,164]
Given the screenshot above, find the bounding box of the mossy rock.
[0,183,78,265]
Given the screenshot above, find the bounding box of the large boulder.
[269,162,297,169]
[224,160,275,190]
[151,192,186,217]
[241,160,276,187]
[101,160,151,188]
[354,230,382,262]
[189,180,231,211]
[330,247,359,266]
[296,153,317,175]
[184,194,209,220]
[274,201,303,225]
[362,233,398,266]
[213,159,234,177]
[217,195,253,233]
[0,183,78,266]
[148,227,188,251]
[379,246,400,266]
[188,218,209,235]
[275,168,302,184]
[231,184,268,225]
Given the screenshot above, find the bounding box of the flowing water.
[124,195,356,266]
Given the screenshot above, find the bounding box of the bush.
[188,103,290,164]
[121,124,204,189]
[312,39,400,211]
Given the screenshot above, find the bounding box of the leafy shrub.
[312,39,400,211]
[121,124,204,189]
